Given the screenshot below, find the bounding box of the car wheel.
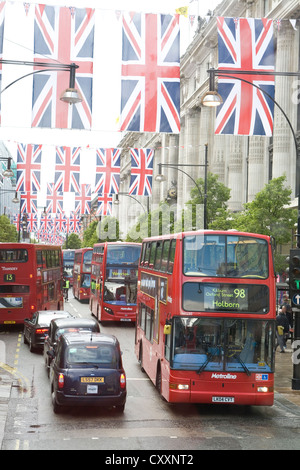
[23,331,28,344]
[51,387,63,414]
[115,403,125,413]
[29,337,35,353]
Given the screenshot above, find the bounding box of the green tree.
[82,220,99,247]
[126,202,175,242]
[182,172,232,230]
[233,175,296,246]
[0,215,18,242]
[63,233,81,249]
[82,216,120,246]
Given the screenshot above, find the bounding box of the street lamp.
[0,59,82,104]
[114,193,147,215]
[202,67,300,390]
[155,144,208,230]
[0,157,14,177]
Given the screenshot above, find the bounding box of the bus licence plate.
[212,397,235,403]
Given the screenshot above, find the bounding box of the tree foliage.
[232,175,296,247]
[0,215,18,242]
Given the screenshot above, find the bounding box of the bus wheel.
[156,363,162,395]
[139,342,145,373]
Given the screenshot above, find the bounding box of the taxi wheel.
[115,404,125,413]
[51,387,63,414]
[29,337,35,353]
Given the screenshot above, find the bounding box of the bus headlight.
[257,386,269,393]
[170,383,189,390]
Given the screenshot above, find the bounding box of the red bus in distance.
[0,243,64,325]
[73,247,93,301]
[90,242,141,323]
[135,231,276,406]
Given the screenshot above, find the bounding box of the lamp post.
[0,59,82,104]
[0,156,14,177]
[202,67,300,390]
[155,144,208,230]
[114,193,148,215]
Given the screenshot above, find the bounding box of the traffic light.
[289,248,300,305]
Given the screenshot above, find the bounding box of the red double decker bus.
[90,242,141,323]
[0,243,64,325]
[73,247,93,301]
[135,231,276,406]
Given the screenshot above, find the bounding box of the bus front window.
[172,317,224,371]
[171,317,274,373]
[183,235,268,278]
[104,281,137,305]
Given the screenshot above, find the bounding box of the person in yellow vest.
[63,278,70,301]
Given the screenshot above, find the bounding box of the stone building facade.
[113,0,300,238]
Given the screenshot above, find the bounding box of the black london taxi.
[49,333,126,413]
[44,317,100,375]
[24,310,74,352]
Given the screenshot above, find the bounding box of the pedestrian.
[276,307,290,353]
[282,295,293,329]
[63,277,70,301]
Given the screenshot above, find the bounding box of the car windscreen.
[66,344,119,368]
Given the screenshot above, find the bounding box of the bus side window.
[167,239,176,273]
[143,242,151,267]
[140,243,146,266]
[149,242,156,267]
[161,240,170,272]
[36,250,43,267]
[154,242,163,271]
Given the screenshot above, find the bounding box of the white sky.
[0,0,219,210]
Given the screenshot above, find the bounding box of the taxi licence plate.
[81,377,104,383]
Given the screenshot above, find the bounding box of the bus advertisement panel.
[90,242,141,322]
[62,249,75,285]
[0,243,64,324]
[73,248,93,301]
[135,231,276,406]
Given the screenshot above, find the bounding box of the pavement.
[1,343,300,449]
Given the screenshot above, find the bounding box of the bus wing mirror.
[164,325,171,335]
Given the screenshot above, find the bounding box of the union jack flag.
[46,183,64,214]
[120,12,180,133]
[69,212,81,233]
[39,212,53,233]
[32,5,94,129]
[129,148,154,196]
[96,194,113,216]
[54,146,81,193]
[16,144,42,193]
[26,213,38,233]
[0,2,5,123]
[20,192,38,214]
[94,148,121,195]
[75,184,91,215]
[216,17,275,136]
[55,213,67,233]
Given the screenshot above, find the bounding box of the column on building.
[227,136,246,212]
[247,136,266,202]
[273,23,298,196]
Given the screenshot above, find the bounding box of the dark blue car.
[49,332,126,413]
[43,317,100,375]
